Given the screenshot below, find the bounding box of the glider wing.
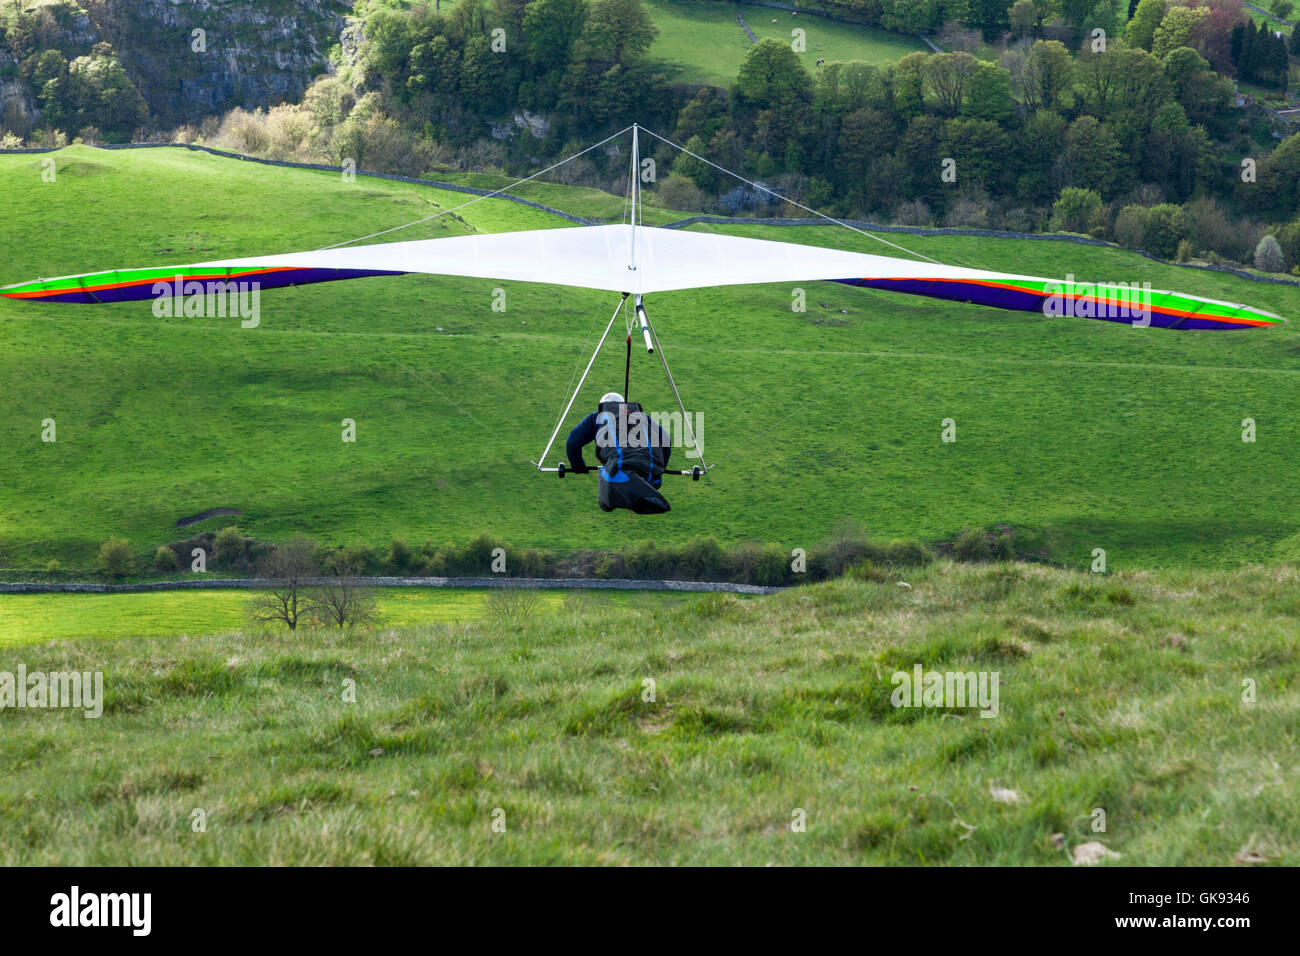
[2,224,1283,330]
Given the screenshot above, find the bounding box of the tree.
[968,0,1010,39]
[673,86,729,142]
[1113,204,1151,249]
[895,114,944,198]
[29,49,68,128]
[1152,5,1209,59]
[495,0,531,39]
[1246,131,1300,218]
[671,133,717,191]
[1164,45,1211,87]
[1273,217,1300,268]
[924,52,979,116]
[1269,30,1290,92]
[1125,0,1164,51]
[1255,234,1285,272]
[1009,0,1038,38]
[584,0,658,63]
[1230,22,1246,66]
[835,107,895,189]
[1014,109,1067,204]
[827,61,888,111]
[1242,20,1257,74]
[460,35,507,112]
[1192,0,1244,73]
[1081,0,1122,39]
[1025,39,1072,113]
[97,538,133,580]
[1061,0,1097,29]
[304,76,356,127]
[249,536,318,631]
[1235,20,1289,89]
[1273,1,1295,21]
[1051,186,1103,233]
[1058,116,1122,196]
[735,38,812,108]
[363,7,421,84]
[406,36,459,100]
[1143,203,1190,258]
[1143,101,1200,199]
[448,0,489,40]
[1162,42,1232,130]
[523,0,590,70]
[880,0,945,32]
[940,117,1007,189]
[962,59,1013,120]
[1075,46,1169,120]
[887,52,928,117]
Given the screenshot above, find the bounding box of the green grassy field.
[0,587,681,645]
[1,562,1295,865]
[1,144,1299,574]
[0,589,493,645]
[643,1,923,86]
[1247,9,1294,33]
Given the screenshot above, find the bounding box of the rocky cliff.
[1,0,350,130]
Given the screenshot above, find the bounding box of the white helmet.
[599,391,625,404]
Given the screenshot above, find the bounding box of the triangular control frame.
[532,292,709,479]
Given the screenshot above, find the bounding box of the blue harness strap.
[596,411,630,483]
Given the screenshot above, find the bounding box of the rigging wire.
[553,301,613,445]
[316,125,634,250]
[640,127,947,267]
[533,294,629,468]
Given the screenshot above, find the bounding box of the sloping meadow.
[2,147,1300,571]
[1,561,1295,864]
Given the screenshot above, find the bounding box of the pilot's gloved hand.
[571,461,590,474]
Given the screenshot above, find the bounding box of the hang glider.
[5,121,1287,509]
[0,222,1284,330]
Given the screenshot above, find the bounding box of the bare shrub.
[484,582,541,628]
[306,562,380,630]
[945,190,994,228]
[248,536,318,631]
[893,198,932,226]
[658,173,713,213]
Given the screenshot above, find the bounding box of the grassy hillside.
[2,563,1296,865]
[1,145,1299,572]
[643,1,924,86]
